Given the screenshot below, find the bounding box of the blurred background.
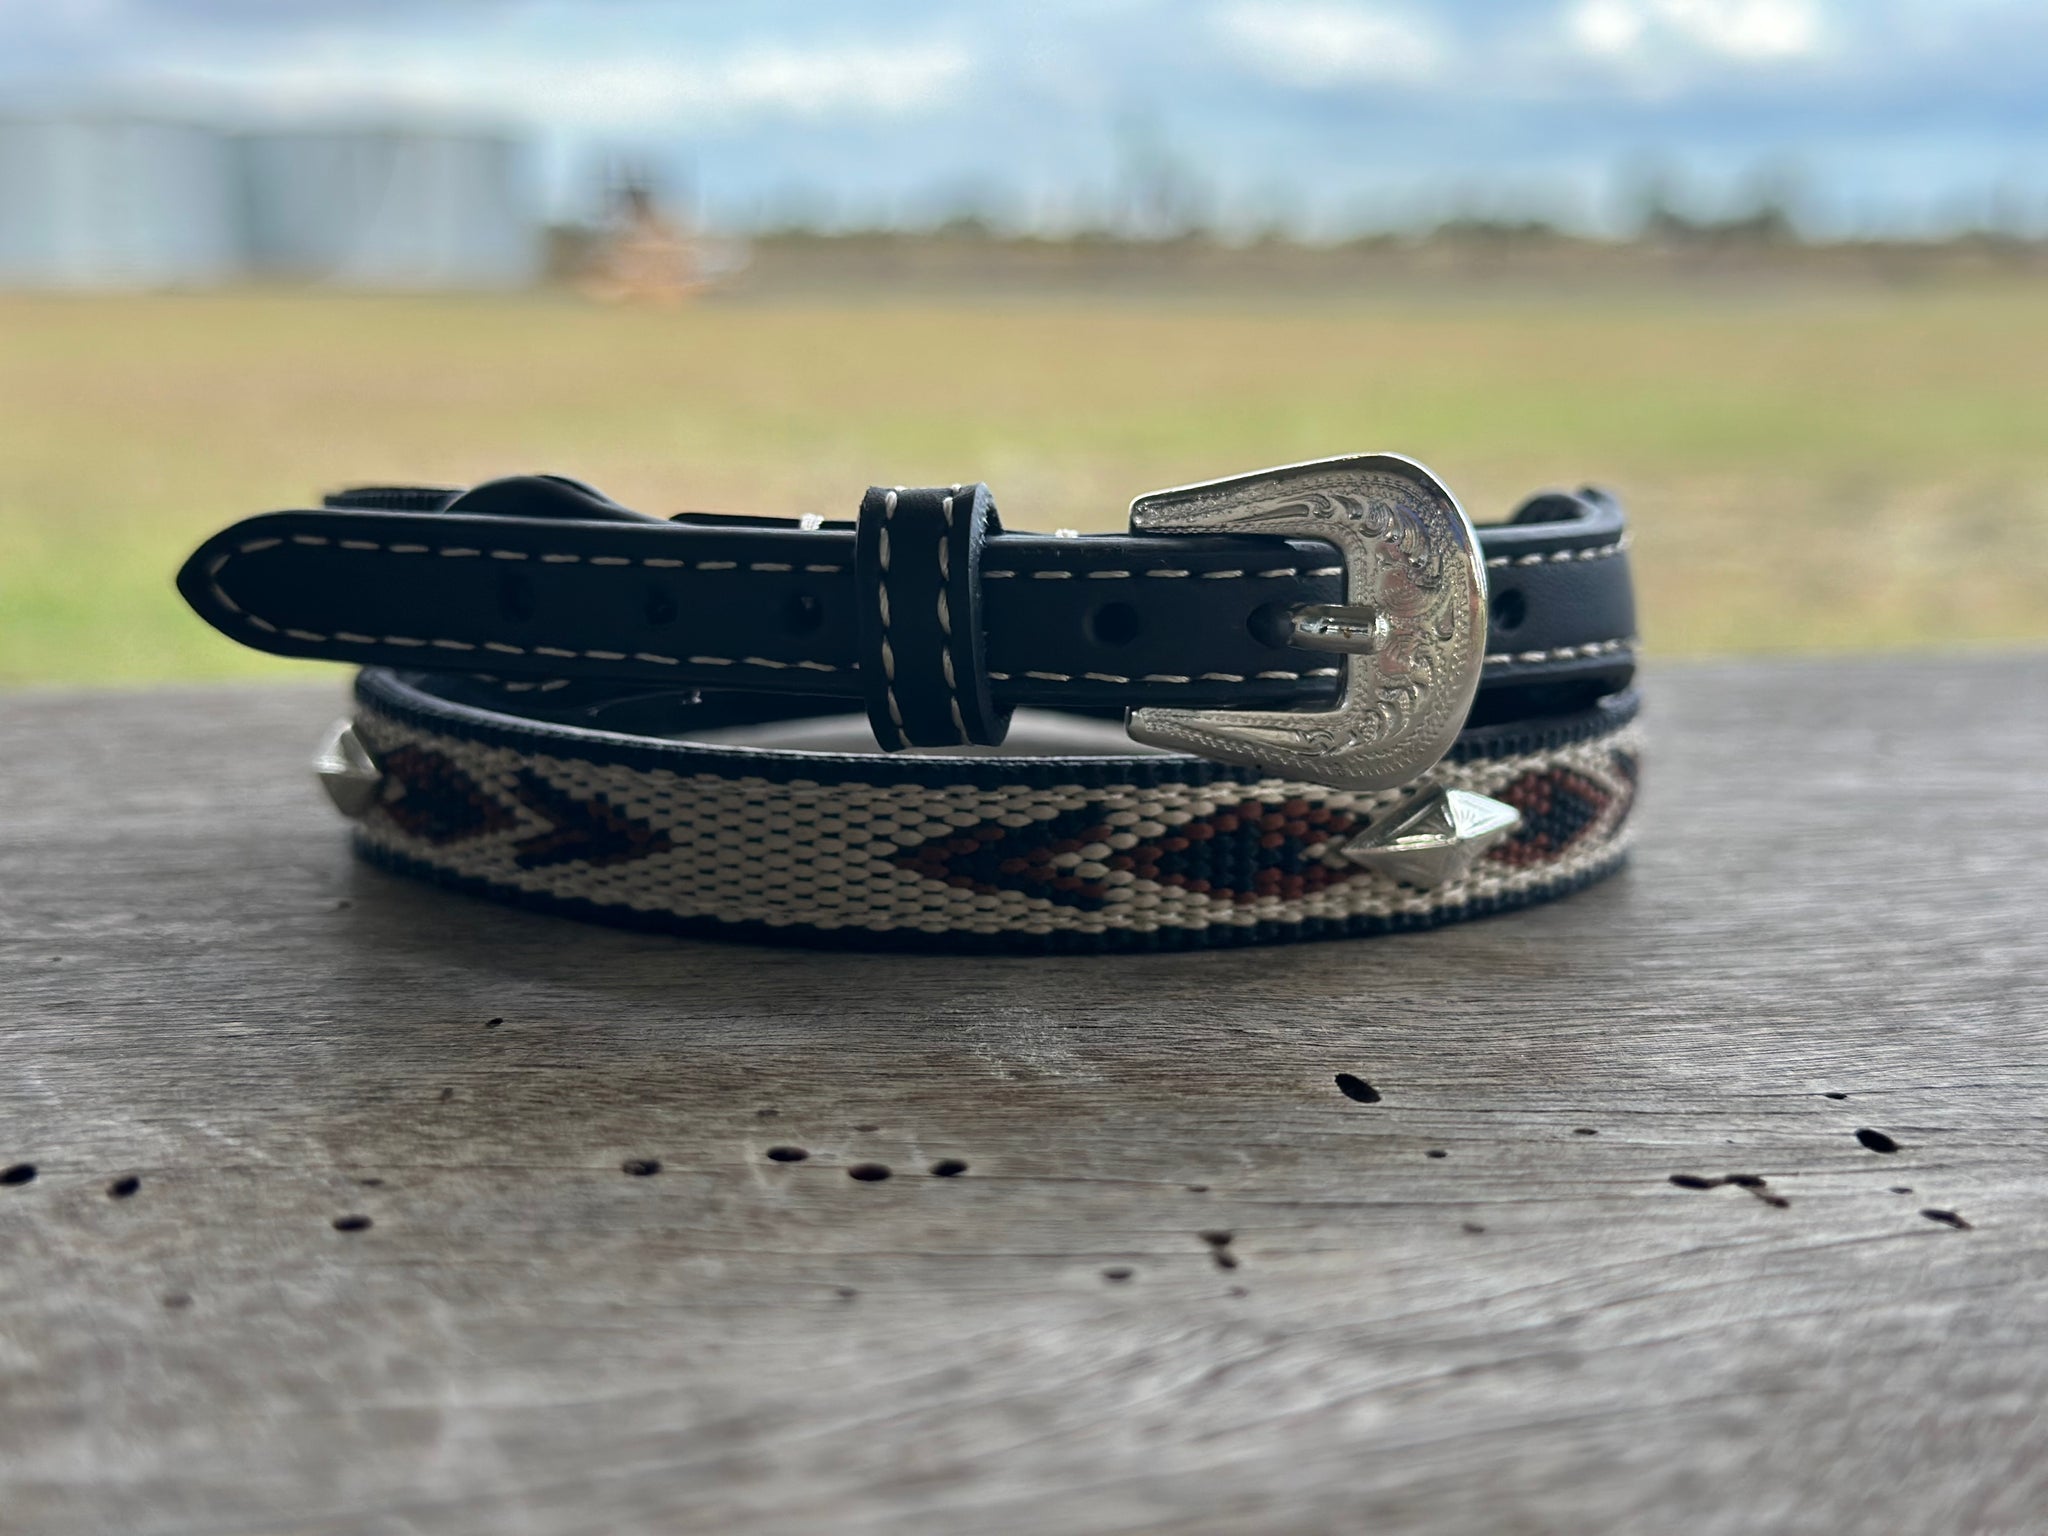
[2,0,2045,686]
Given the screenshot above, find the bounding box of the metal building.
[0,116,540,290]
[236,128,538,288]
[0,116,241,287]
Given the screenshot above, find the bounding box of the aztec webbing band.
[179,457,1642,951]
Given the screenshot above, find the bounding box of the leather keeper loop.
[854,483,1011,751]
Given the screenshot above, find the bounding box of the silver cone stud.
[312,719,384,819]
[1342,786,1522,889]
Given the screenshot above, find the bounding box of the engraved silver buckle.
[1124,454,1488,792]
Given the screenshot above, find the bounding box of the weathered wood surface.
[2,655,2045,1536]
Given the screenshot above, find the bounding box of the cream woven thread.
[352,705,1638,939]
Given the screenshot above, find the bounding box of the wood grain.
[2,656,2045,1536]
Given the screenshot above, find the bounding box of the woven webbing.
[343,670,1639,953]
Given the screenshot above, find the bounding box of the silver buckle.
[1124,454,1488,791]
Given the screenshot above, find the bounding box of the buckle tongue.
[1123,454,1488,791]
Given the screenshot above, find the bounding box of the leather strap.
[177,476,1637,726]
[855,483,1010,749]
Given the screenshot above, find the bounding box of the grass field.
[2,280,2046,687]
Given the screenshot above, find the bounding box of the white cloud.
[1215,2,1444,87]
[122,38,975,131]
[1569,0,1823,64]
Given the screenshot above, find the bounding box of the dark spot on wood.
[1889,1186,1914,1194]
[1462,1222,1487,1234]
[853,1124,880,1133]
[1,1163,36,1186]
[765,1146,808,1163]
[1186,1184,1210,1193]
[161,1292,192,1310]
[1920,1208,1972,1230]
[1719,1173,1790,1206]
[1213,1251,1240,1270]
[1200,1230,1234,1247]
[1673,1171,1788,1206]
[484,1017,503,1029]
[1823,1091,1848,1099]
[334,899,352,909]
[847,1163,891,1182]
[332,1214,372,1232]
[1425,1149,1448,1159]
[835,1286,858,1301]
[1855,1127,1900,1153]
[755,1108,779,1119]
[357,1178,384,1187]
[1102,1267,1134,1283]
[1573,1127,1598,1135]
[930,1159,968,1177]
[621,1158,661,1177]
[1334,1073,1381,1104]
[107,1175,140,1199]
[438,1087,455,1103]
[1226,1285,1248,1298]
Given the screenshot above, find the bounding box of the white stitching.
[938,491,967,743]
[1484,536,1629,570]
[980,565,1340,581]
[206,532,849,675]
[987,667,1341,685]
[1483,637,1636,666]
[877,490,904,736]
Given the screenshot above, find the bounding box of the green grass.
[3,283,2046,686]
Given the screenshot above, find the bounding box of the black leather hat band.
[178,474,1637,721]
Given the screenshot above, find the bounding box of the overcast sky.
[4,0,2046,235]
